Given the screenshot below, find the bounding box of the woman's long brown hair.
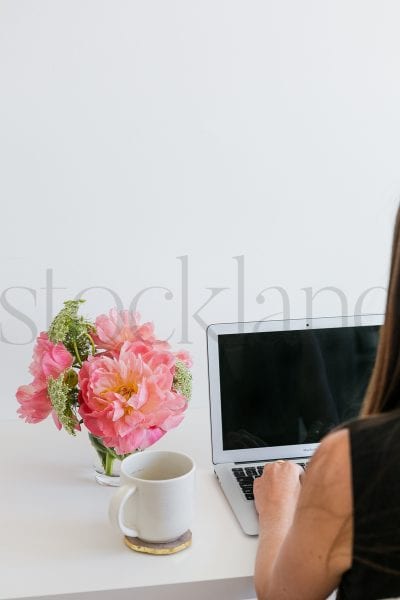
[361,206,400,416]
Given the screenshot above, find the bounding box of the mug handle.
[109,484,139,538]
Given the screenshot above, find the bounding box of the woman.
[254,207,400,600]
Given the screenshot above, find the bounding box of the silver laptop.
[207,314,383,535]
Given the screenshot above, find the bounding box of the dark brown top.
[337,409,400,599]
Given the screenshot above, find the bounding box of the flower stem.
[105,451,114,476]
[73,339,82,366]
[86,333,96,356]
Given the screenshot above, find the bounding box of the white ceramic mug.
[109,450,195,543]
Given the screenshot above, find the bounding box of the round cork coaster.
[124,530,192,555]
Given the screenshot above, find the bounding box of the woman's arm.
[254,429,352,600]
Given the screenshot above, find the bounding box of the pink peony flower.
[16,333,74,428]
[78,342,187,454]
[16,381,60,427]
[29,332,74,383]
[92,309,170,356]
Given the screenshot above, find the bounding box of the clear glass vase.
[89,433,131,486]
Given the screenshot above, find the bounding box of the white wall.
[1,0,399,419]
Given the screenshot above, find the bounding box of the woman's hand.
[253,461,303,522]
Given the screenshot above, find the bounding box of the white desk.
[1,405,257,600]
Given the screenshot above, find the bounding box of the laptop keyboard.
[232,463,306,501]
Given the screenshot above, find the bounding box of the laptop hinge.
[233,457,308,465]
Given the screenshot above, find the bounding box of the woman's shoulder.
[304,428,350,499]
[300,429,351,527]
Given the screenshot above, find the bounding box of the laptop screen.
[218,325,380,451]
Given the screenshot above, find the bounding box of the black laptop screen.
[218,325,380,450]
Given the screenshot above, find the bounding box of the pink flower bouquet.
[16,301,192,480]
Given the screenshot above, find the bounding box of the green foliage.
[173,360,192,401]
[48,374,79,436]
[48,300,96,365]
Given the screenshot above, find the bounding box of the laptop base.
[215,463,260,535]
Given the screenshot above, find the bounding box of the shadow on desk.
[24,579,255,600]
[30,586,337,600]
